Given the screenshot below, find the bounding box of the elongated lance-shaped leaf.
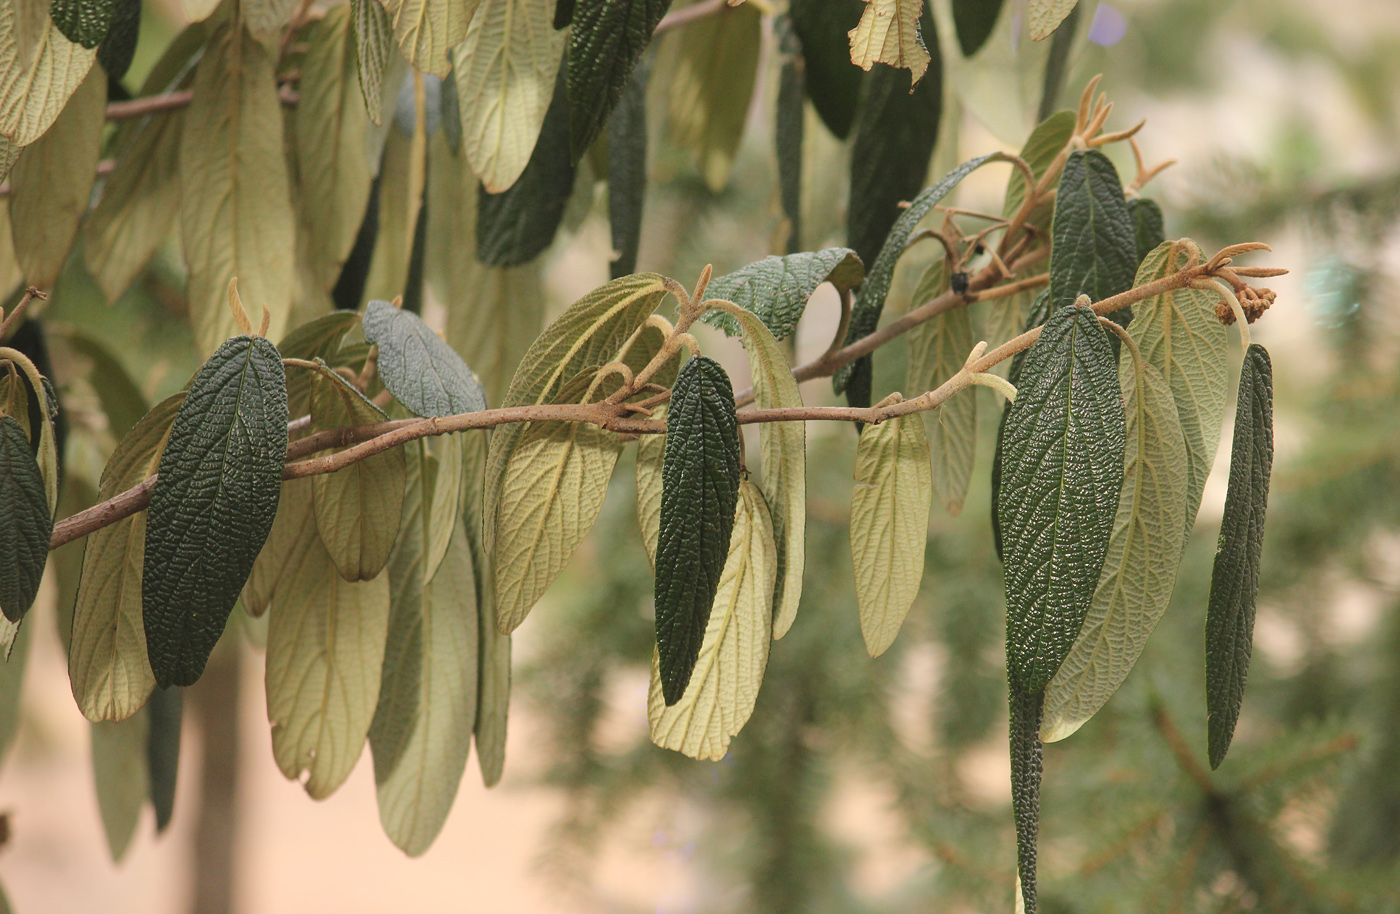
[0,616,29,766]
[952,0,1003,56]
[96,0,139,79]
[143,335,289,688]
[998,304,1125,693]
[50,0,114,49]
[649,480,776,759]
[472,419,510,788]
[836,153,996,396]
[477,54,577,267]
[607,58,648,278]
[1001,109,1074,236]
[566,0,672,160]
[1010,686,1044,914]
[775,17,804,252]
[991,290,1052,561]
[850,397,931,656]
[636,402,666,567]
[1048,150,1136,313]
[1128,197,1165,264]
[848,0,930,83]
[1126,241,1229,543]
[351,0,393,123]
[655,356,742,705]
[147,684,182,832]
[382,0,478,78]
[0,0,98,147]
[702,249,864,342]
[363,299,488,417]
[91,712,150,862]
[789,0,864,139]
[0,415,50,622]
[70,393,183,721]
[1206,343,1273,769]
[1041,352,1188,741]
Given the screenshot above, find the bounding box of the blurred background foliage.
[5,0,1400,911]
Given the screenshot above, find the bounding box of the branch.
[105,82,299,122]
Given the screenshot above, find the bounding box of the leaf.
[848,0,929,84]
[363,299,488,417]
[648,480,776,759]
[566,0,672,159]
[1028,0,1077,41]
[607,59,647,278]
[837,153,996,395]
[659,0,761,192]
[952,0,1003,56]
[473,525,510,786]
[492,371,624,633]
[713,304,806,639]
[1128,197,1165,264]
[70,393,183,721]
[308,364,406,581]
[1206,343,1273,769]
[451,0,565,193]
[998,303,1124,693]
[361,126,422,304]
[554,0,573,29]
[775,21,803,252]
[382,0,477,78]
[91,712,150,862]
[905,263,976,515]
[0,414,51,622]
[49,326,149,441]
[278,310,363,412]
[143,335,289,688]
[266,527,391,797]
[1041,352,1188,742]
[1126,241,1229,542]
[701,249,864,342]
[0,0,98,146]
[484,272,668,559]
[1001,109,1073,225]
[850,397,931,656]
[242,0,297,39]
[146,684,182,832]
[1010,686,1044,914]
[179,24,295,355]
[50,0,112,48]
[636,402,665,566]
[352,0,394,123]
[1048,150,1136,309]
[297,5,377,293]
[8,66,104,289]
[95,0,139,80]
[0,616,30,767]
[476,54,576,267]
[654,356,741,705]
[242,478,315,618]
[789,0,864,139]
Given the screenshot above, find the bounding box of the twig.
[653,0,730,36]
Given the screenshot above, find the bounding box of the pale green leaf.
[90,712,150,862]
[182,0,221,23]
[1041,354,1188,742]
[361,126,420,304]
[848,0,929,84]
[636,402,665,567]
[0,0,97,146]
[648,480,776,760]
[242,477,316,618]
[423,430,465,580]
[850,397,931,656]
[243,0,297,39]
[0,618,30,767]
[384,0,478,78]
[352,0,395,123]
[1028,0,1077,40]
[179,24,295,354]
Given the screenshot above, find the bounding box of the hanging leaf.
[452,0,565,194]
[362,125,424,304]
[473,506,510,787]
[0,0,98,146]
[266,528,391,797]
[362,299,488,417]
[998,303,1124,694]
[905,263,976,515]
[660,0,761,192]
[91,712,150,862]
[566,0,672,159]
[701,249,864,342]
[143,335,289,688]
[1128,197,1165,263]
[1206,343,1273,769]
[243,0,297,38]
[1028,0,1077,41]
[0,618,29,766]
[636,402,666,567]
[837,153,996,396]
[654,356,741,705]
[1048,150,1136,310]
[0,415,51,623]
[146,684,182,832]
[8,66,105,289]
[1126,241,1229,542]
[1010,687,1044,914]
[352,0,394,123]
[242,478,315,618]
[307,364,406,581]
[789,0,864,139]
[1041,352,1188,742]
[648,479,776,759]
[49,327,149,441]
[50,0,113,48]
[850,397,931,656]
[848,0,930,84]
[607,60,648,278]
[383,0,478,78]
[1001,109,1073,231]
[179,25,295,354]
[95,0,139,79]
[952,0,1003,56]
[476,55,577,267]
[70,393,183,721]
[775,18,803,252]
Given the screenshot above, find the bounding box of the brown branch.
[105,83,299,122]
[653,0,730,36]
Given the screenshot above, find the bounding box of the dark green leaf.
[992,290,1052,562]
[952,0,1003,56]
[607,59,648,279]
[554,0,575,30]
[567,0,672,160]
[1206,343,1273,769]
[702,248,864,341]
[775,17,803,253]
[789,0,865,139]
[478,56,577,266]
[1128,197,1165,264]
[363,300,487,417]
[0,415,52,622]
[51,0,113,49]
[1010,686,1044,914]
[143,336,289,687]
[655,356,741,706]
[146,685,182,833]
[97,0,141,80]
[835,152,996,395]
[1048,150,1136,308]
[998,304,1124,693]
